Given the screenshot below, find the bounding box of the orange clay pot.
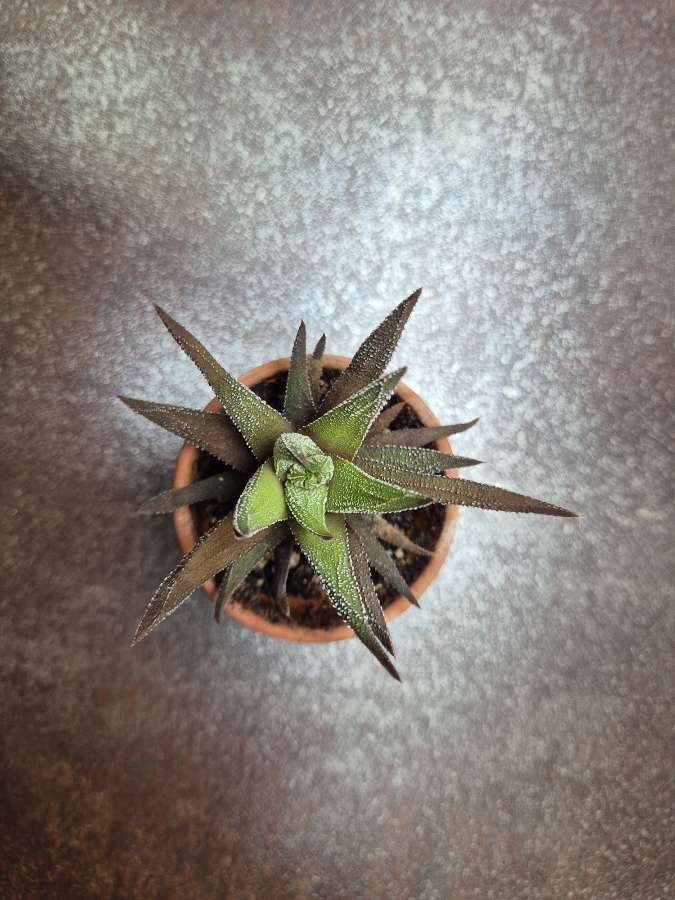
[172,354,459,643]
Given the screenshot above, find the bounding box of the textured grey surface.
[2,1,674,897]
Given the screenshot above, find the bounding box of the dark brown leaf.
[120,396,255,472]
[372,515,433,557]
[347,525,394,654]
[137,471,246,515]
[308,334,326,405]
[283,321,316,426]
[271,535,294,618]
[357,445,482,474]
[319,288,421,412]
[368,401,406,435]
[363,418,479,448]
[132,514,268,644]
[215,523,287,620]
[357,462,578,517]
[348,516,419,607]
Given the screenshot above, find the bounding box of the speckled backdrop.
[2,1,674,898]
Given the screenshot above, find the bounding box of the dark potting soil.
[193,368,446,629]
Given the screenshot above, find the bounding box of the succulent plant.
[122,289,576,680]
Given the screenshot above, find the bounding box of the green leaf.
[305,369,406,460]
[348,517,419,607]
[137,470,246,515]
[234,460,289,537]
[347,525,393,654]
[319,288,420,412]
[308,333,326,405]
[155,306,292,459]
[327,457,429,515]
[357,461,578,517]
[120,396,255,472]
[132,513,265,644]
[363,418,479,448]
[273,433,334,537]
[372,514,433,558]
[291,515,400,681]
[357,445,482,475]
[285,483,331,538]
[273,433,334,486]
[368,400,406,435]
[283,321,316,426]
[215,523,287,621]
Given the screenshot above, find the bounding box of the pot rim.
[173,353,459,643]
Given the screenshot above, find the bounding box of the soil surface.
[193,368,446,629]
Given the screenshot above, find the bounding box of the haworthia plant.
[123,290,577,680]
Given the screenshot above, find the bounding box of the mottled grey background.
[2,1,674,898]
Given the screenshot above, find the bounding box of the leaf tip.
[312,334,326,358]
[130,627,145,648]
[389,662,402,683]
[154,304,179,335]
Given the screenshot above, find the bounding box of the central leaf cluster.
[273,433,334,491]
[271,433,335,538]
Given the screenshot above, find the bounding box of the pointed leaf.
[120,396,254,472]
[319,288,420,412]
[372,515,433,557]
[283,321,316,426]
[327,456,429,514]
[357,445,482,475]
[234,460,289,537]
[308,333,326,405]
[357,462,578,517]
[291,515,400,681]
[368,400,406,435]
[305,369,406,460]
[137,471,246,515]
[347,525,393,654]
[155,306,292,459]
[348,516,419,607]
[312,334,327,358]
[364,419,479,448]
[132,513,264,644]
[270,535,294,617]
[215,523,287,620]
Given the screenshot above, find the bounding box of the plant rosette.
[172,354,459,644]
[121,289,576,680]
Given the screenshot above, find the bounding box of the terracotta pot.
[173,354,459,643]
